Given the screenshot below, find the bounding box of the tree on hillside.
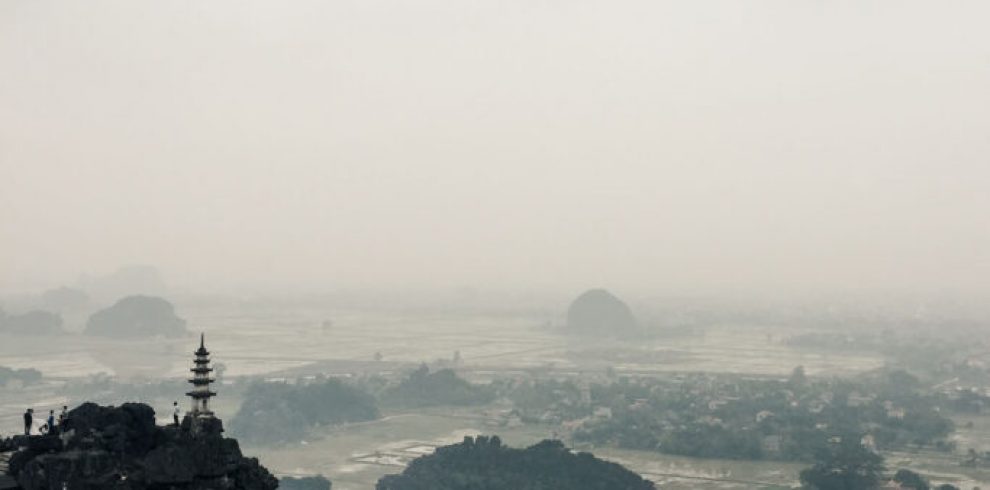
[893,469,929,490]
[799,435,885,490]
[229,378,379,444]
[381,365,494,408]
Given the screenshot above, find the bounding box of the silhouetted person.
[173,401,180,426]
[23,408,32,435]
[47,410,56,435]
[59,405,68,427]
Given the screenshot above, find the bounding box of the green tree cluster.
[382,365,494,408]
[230,377,379,444]
[799,435,885,489]
[376,436,654,490]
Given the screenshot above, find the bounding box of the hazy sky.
[2,1,989,296]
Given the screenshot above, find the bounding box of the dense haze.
[2,0,989,297]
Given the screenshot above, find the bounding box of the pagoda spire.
[186,332,216,417]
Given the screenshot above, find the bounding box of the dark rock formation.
[0,310,63,335]
[85,296,187,338]
[280,475,332,490]
[566,289,639,337]
[0,366,42,387]
[230,378,379,445]
[376,437,655,490]
[5,402,277,490]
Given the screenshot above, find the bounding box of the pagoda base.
[181,413,223,435]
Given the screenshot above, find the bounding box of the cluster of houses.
[485,372,936,458]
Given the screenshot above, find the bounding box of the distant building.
[707,400,727,411]
[879,480,908,489]
[847,391,874,407]
[761,435,782,455]
[861,434,877,451]
[963,355,987,368]
[580,382,592,406]
[629,399,649,411]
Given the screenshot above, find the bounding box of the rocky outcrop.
[566,289,639,338]
[280,475,332,490]
[85,296,187,338]
[5,403,277,490]
[377,436,655,490]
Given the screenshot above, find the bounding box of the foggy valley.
[2,1,990,490]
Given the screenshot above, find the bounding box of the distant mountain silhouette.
[85,295,187,338]
[566,289,639,337]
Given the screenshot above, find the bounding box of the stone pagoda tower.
[186,333,217,417]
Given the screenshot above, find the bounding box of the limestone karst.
[566,289,639,337]
[5,403,277,490]
[85,295,187,338]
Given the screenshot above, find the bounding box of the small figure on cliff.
[173,401,181,426]
[23,408,33,435]
[46,410,56,434]
[59,405,68,427]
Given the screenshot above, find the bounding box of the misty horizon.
[4,3,990,489]
[3,0,989,299]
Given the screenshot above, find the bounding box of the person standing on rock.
[47,410,56,435]
[173,401,181,426]
[23,408,32,435]
[59,406,68,428]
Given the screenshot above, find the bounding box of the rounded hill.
[85,295,187,338]
[566,289,639,337]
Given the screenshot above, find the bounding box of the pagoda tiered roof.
[186,390,218,399]
[194,333,210,356]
